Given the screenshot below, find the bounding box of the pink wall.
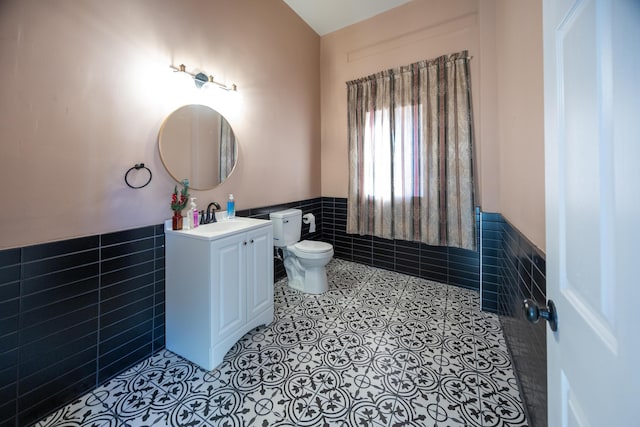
[320,0,500,212]
[496,0,545,251]
[0,0,321,249]
[0,0,546,252]
[319,0,546,251]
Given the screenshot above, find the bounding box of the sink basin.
[166,216,271,241]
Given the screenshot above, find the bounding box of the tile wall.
[480,212,504,313]
[239,197,481,293]
[0,197,546,427]
[0,225,166,427]
[321,197,481,293]
[497,217,547,427]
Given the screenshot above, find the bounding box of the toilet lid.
[294,240,333,253]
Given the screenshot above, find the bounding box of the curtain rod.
[346,54,474,85]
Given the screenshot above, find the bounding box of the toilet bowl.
[270,209,334,294]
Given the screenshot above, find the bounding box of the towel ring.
[125,163,152,189]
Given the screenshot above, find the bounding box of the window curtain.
[219,118,236,182]
[346,50,476,250]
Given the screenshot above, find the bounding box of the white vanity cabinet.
[165,218,273,371]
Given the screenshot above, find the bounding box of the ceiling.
[282,0,413,36]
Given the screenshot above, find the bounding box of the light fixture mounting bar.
[169,64,237,91]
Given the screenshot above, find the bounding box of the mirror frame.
[158,104,238,190]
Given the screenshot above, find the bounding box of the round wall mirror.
[158,104,238,190]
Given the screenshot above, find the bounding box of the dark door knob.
[523,299,558,331]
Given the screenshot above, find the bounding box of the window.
[346,51,476,250]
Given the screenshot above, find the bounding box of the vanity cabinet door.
[210,233,246,340]
[246,226,273,320]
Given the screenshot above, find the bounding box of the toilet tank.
[269,209,302,248]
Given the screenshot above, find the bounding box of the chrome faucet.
[200,202,221,224]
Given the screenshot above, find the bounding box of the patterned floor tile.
[473,313,504,338]
[181,360,235,396]
[321,286,360,305]
[35,259,527,427]
[273,291,305,314]
[438,369,484,426]
[394,298,439,321]
[327,272,364,289]
[440,334,478,376]
[369,348,440,399]
[315,330,376,372]
[161,401,214,426]
[295,294,349,319]
[338,307,391,336]
[177,387,252,426]
[271,315,322,350]
[385,317,444,355]
[91,377,157,415]
[348,392,433,426]
[276,365,353,426]
[474,338,514,377]
[34,391,123,427]
[237,388,290,425]
[334,267,375,285]
[152,362,209,401]
[226,325,277,358]
[476,373,528,427]
[226,345,293,394]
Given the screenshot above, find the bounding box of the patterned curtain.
[347,50,475,250]
[219,118,236,182]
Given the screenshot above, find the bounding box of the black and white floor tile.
[35,259,527,427]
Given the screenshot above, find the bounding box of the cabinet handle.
[243,241,247,245]
[250,239,254,244]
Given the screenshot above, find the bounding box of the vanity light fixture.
[170,64,238,92]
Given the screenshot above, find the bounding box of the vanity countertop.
[165,216,271,241]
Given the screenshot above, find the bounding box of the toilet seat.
[294,240,333,253]
[286,240,334,261]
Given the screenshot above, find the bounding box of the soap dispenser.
[227,194,235,219]
[191,198,199,228]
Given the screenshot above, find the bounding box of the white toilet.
[270,209,334,294]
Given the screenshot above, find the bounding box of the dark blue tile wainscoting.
[238,197,482,293]
[1,198,546,427]
[495,215,547,427]
[480,212,503,313]
[479,211,547,427]
[0,225,166,427]
[321,197,481,293]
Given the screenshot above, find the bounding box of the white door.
[543,0,640,425]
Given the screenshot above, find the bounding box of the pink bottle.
[191,198,199,228]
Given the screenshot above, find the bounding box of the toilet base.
[299,266,328,294]
[283,254,330,294]
[287,277,305,293]
[286,269,328,294]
